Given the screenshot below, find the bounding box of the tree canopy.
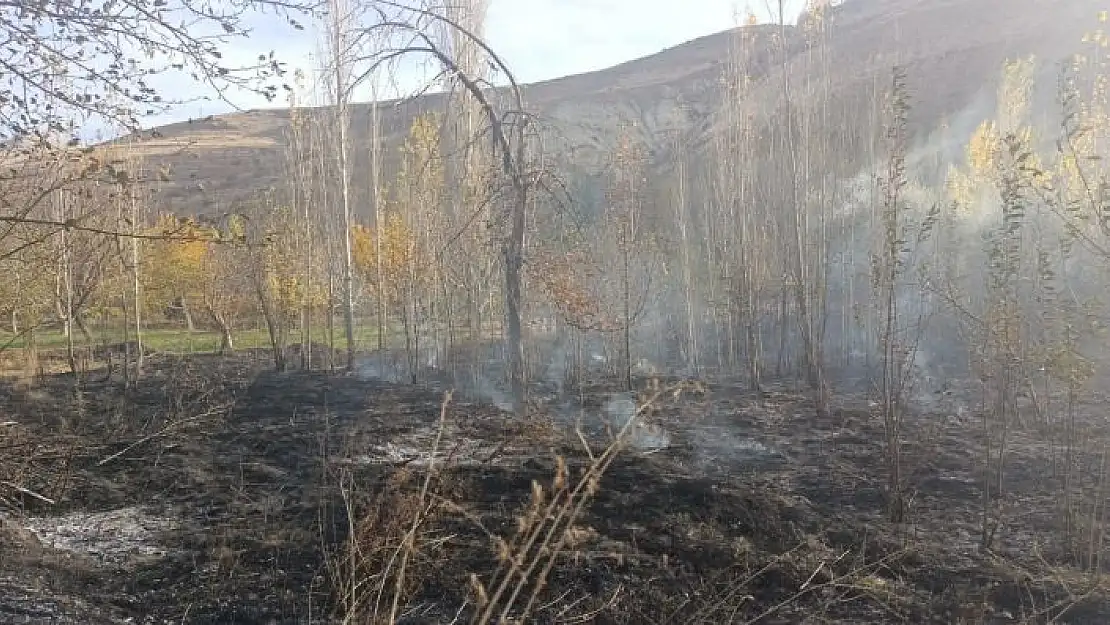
[1,0,314,143]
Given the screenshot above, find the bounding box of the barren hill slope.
[124,0,1102,217]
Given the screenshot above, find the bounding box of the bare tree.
[285,70,317,369]
[370,75,387,353]
[717,21,769,390]
[350,0,535,411]
[441,0,492,380]
[671,132,700,375]
[768,0,831,415]
[129,152,145,377]
[873,68,938,523]
[603,125,657,390]
[325,0,360,371]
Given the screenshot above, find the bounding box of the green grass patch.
[1,324,390,355]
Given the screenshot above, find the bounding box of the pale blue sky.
[130,0,805,131]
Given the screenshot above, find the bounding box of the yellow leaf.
[351,214,424,307]
[967,120,1000,180]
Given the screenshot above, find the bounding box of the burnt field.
[2,350,1110,624]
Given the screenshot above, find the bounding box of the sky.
[127,0,806,132]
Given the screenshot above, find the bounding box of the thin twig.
[96,404,228,466]
[0,480,55,505]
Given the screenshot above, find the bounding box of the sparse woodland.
[6,1,1110,623]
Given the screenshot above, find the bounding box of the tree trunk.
[777,0,827,415]
[123,293,132,389]
[675,143,699,375]
[55,293,68,338]
[622,241,633,391]
[505,241,525,411]
[24,326,39,383]
[219,321,234,354]
[60,211,77,377]
[130,194,144,378]
[208,306,234,354]
[330,0,357,373]
[75,314,93,344]
[180,297,195,332]
[504,125,528,413]
[300,304,311,369]
[372,85,386,354]
[257,283,286,372]
[328,275,337,374]
[744,279,762,392]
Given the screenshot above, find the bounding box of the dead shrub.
[0,421,57,512]
[330,393,457,625]
[331,467,453,624]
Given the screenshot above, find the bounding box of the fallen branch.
[97,404,229,467]
[0,480,56,505]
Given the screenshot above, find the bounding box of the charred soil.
[1,352,1108,624]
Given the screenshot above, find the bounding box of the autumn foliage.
[141,214,211,314]
[530,246,622,332]
[351,214,422,308]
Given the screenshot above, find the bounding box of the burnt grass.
[2,351,1110,624]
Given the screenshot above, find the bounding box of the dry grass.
[0,421,38,510]
[328,380,703,625]
[328,392,456,625]
[331,468,452,623]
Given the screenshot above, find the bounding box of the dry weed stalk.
[469,378,693,625]
[330,391,454,625]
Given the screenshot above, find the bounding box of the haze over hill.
[124,0,1101,218]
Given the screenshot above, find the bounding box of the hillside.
[120,0,1101,217]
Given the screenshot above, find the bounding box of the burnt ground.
[1,351,1110,624]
